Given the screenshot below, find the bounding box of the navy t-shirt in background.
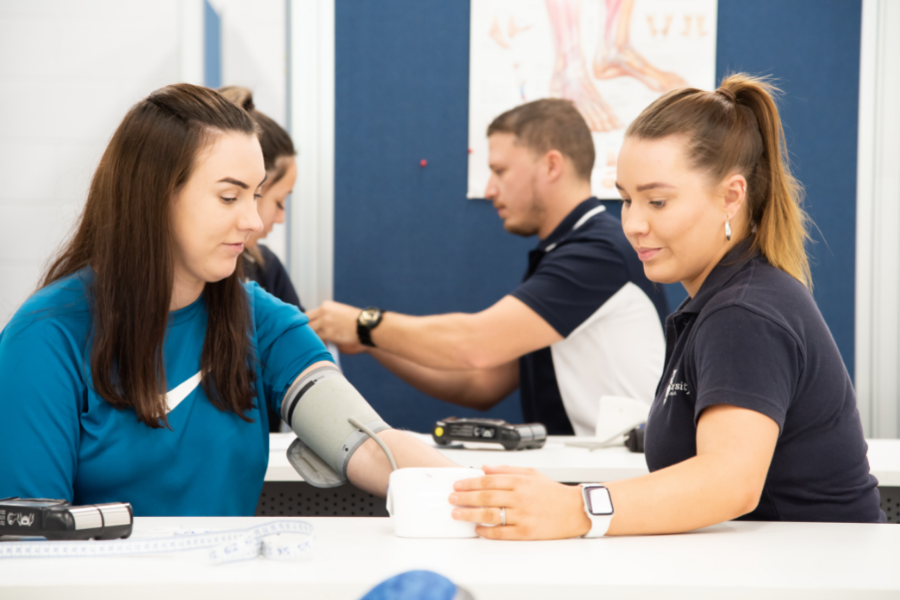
[645,243,885,523]
[243,244,304,312]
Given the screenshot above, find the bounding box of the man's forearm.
[372,312,490,370]
[369,348,515,410]
[308,297,562,372]
[346,429,458,496]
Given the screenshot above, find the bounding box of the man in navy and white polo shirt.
[512,197,668,434]
[308,99,668,435]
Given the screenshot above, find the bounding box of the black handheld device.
[0,498,133,541]
[432,417,547,451]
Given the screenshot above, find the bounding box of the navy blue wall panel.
[715,0,862,381]
[334,0,862,432]
[334,2,530,431]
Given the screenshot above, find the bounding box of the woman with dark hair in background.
[0,84,453,516]
[219,86,302,311]
[220,86,305,433]
[449,74,885,539]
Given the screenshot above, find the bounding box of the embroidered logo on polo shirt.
[664,369,690,402]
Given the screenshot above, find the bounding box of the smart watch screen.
[587,487,614,516]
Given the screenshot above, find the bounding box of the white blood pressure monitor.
[580,484,614,537]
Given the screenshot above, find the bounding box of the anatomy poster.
[468,0,717,199]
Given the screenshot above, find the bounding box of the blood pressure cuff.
[280,364,390,488]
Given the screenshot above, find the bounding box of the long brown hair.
[41,83,260,428]
[627,73,812,288]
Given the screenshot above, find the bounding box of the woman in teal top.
[0,84,452,516]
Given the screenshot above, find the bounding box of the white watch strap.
[580,484,613,538]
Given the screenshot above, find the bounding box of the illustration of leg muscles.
[489,12,534,102]
[593,0,688,92]
[489,15,511,49]
[508,16,532,38]
[646,14,672,37]
[546,0,621,132]
[696,15,708,36]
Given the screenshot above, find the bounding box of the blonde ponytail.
[719,75,811,288]
[627,73,812,289]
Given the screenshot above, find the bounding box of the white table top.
[2,517,898,599]
[266,433,900,486]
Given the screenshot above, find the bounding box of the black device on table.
[432,417,547,450]
[624,424,645,453]
[0,498,133,541]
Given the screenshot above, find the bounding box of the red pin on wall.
[420,159,428,167]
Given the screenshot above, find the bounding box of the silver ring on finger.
[500,506,506,526]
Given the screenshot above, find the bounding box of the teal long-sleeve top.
[0,268,333,516]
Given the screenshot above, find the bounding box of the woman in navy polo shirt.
[450,73,885,538]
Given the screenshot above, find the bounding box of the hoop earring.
[725,220,732,242]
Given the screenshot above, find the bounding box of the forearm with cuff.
[280,364,394,487]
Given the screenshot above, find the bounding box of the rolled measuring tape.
[0,519,314,564]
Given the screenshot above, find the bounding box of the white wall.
[0,1,182,327]
[213,0,289,265]
[855,0,900,439]
[288,0,334,310]
[0,1,290,328]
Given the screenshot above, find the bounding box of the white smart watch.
[580,484,614,537]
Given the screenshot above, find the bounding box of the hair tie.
[716,88,737,103]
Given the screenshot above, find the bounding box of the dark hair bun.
[218,85,296,174]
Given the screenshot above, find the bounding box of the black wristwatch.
[357,307,384,347]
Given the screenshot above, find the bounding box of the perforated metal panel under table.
[255,482,899,522]
[255,482,388,517]
[880,486,900,523]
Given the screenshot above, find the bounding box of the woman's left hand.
[449,465,592,540]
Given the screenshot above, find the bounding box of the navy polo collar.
[678,239,760,315]
[538,197,604,252]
